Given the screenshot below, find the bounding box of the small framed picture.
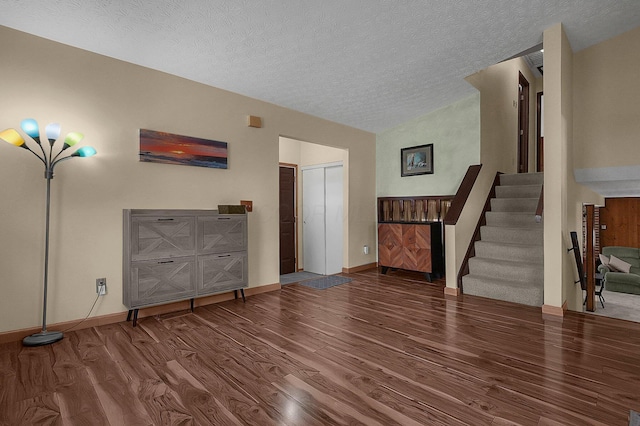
[401,144,433,177]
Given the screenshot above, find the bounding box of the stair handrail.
[535,184,544,223]
[444,164,482,226]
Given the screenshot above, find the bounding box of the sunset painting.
[139,129,228,169]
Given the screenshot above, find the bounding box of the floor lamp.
[0,119,96,346]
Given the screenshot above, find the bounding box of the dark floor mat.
[299,275,352,289]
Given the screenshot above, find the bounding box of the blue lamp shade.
[45,123,61,144]
[0,128,26,147]
[20,118,40,140]
[72,146,97,157]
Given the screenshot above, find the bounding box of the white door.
[325,166,343,275]
[302,167,326,275]
[302,164,344,275]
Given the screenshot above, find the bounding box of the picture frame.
[139,129,228,169]
[401,143,433,177]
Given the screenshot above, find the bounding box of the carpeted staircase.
[462,172,544,306]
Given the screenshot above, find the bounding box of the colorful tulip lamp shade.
[0,119,96,346]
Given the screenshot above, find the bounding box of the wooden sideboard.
[377,196,451,281]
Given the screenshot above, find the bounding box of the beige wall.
[543,24,604,313]
[0,27,375,333]
[573,26,640,170]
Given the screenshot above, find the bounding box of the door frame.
[536,91,544,172]
[518,72,530,173]
[279,163,299,274]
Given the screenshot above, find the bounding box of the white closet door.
[302,167,326,275]
[325,166,343,275]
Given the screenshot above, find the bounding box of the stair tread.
[463,273,544,288]
[470,256,543,268]
[475,240,544,250]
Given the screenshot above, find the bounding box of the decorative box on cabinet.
[123,209,248,326]
[377,196,449,281]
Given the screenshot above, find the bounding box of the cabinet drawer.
[198,252,248,295]
[197,215,247,254]
[128,257,196,308]
[131,216,196,261]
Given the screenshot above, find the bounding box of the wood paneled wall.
[599,197,640,248]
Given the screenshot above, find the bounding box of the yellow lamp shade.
[0,128,25,147]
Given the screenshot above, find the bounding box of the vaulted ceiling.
[2,1,640,133]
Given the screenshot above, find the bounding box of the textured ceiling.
[1,1,640,133]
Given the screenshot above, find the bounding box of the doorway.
[279,165,297,275]
[518,72,530,173]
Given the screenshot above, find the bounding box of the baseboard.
[444,287,460,297]
[343,262,378,274]
[0,283,281,344]
[542,301,568,317]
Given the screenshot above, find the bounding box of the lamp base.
[22,330,64,347]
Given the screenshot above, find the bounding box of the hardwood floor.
[2,269,640,425]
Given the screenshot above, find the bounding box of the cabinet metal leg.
[126,310,133,322]
[190,298,194,312]
[381,266,389,274]
[240,288,246,302]
[234,289,238,299]
[132,309,139,327]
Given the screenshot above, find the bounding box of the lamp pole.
[0,119,96,346]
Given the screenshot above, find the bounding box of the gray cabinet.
[123,209,248,325]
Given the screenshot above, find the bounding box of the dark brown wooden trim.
[585,205,595,312]
[342,263,378,274]
[457,172,502,291]
[0,284,281,344]
[518,72,530,173]
[443,164,482,226]
[536,91,544,173]
[535,184,544,220]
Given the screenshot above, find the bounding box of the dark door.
[536,91,544,172]
[518,72,530,173]
[279,166,296,275]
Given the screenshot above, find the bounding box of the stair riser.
[462,276,544,306]
[485,212,542,227]
[491,198,539,212]
[500,173,544,186]
[495,185,542,199]
[468,258,543,284]
[474,241,543,264]
[480,226,543,245]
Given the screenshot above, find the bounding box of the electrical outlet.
[96,278,106,296]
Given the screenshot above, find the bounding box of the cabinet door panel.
[198,253,248,295]
[130,258,196,307]
[131,216,196,261]
[198,216,247,254]
[378,224,403,268]
[404,248,432,272]
[414,225,431,249]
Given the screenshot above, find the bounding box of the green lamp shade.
[20,118,40,140]
[0,128,25,147]
[72,146,97,157]
[63,132,83,149]
[45,123,61,143]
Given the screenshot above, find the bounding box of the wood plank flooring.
[2,268,640,425]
